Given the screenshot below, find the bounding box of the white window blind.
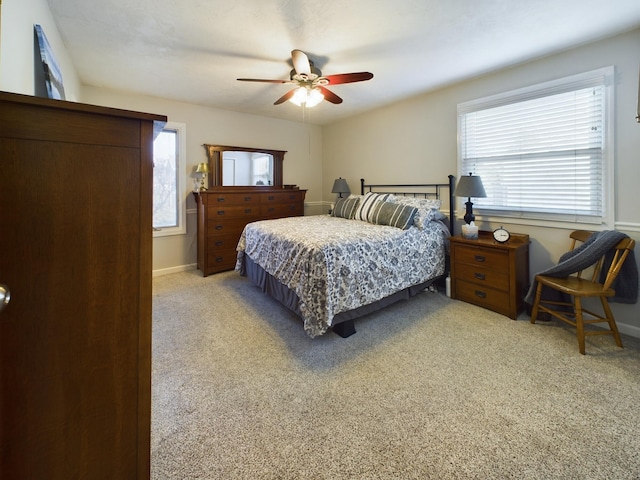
[458,67,613,224]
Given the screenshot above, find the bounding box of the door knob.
[0,284,10,312]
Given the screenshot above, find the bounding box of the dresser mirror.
[203,144,286,188]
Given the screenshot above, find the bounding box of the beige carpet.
[151,270,640,479]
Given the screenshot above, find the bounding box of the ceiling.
[47,0,640,125]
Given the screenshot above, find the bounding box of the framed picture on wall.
[34,24,65,100]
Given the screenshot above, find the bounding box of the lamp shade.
[331,177,350,196]
[196,162,209,174]
[454,173,486,198]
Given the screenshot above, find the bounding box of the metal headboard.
[360,175,455,235]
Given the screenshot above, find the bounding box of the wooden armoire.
[0,91,166,479]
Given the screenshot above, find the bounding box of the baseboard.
[617,321,640,339]
[153,263,197,277]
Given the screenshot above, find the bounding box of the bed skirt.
[239,254,441,337]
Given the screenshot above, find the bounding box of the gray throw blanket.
[524,230,638,306]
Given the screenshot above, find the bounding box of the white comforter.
[236,215,446,337]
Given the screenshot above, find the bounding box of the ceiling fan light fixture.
[289,87,307,106]
[306,88,324,107]
[289,87,324,108]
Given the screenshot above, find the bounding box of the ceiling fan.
[237,50,374,107]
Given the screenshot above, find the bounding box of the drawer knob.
[474,290,487,299]
[268,195,275,200]
[474,272,486,280]
[215,225,223,230]
[217,197,225,202]
[245,209,252,214]
[474,255,486,262]
[244,196,251,202]
[217,210,225,215]
[215,241,223,246]
[215,257,223,263]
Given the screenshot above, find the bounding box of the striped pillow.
[368,201,418,229]
[354,192,393,222]
[331,196,360,219]
[391,197,443,229]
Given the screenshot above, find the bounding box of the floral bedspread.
[236,215,446,337]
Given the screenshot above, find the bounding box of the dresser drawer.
[455,279,511,313]
[260,191,303,204]
[206,218,251,236]
[206,246,238,270]
[207,205,260,220]
[207,234,241,253]
[454,264,509,291]
[261,202,303,218]
[207,192,260,206]
[452,245,509,271]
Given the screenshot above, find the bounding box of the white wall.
[323,28,640,336]
[0,0,81,99]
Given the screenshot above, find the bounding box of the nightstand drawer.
[455,279,510,313]
[454,264,509,291]
[453,245,509,271]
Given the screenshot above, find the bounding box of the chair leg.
[574,297,586,355]
[600,297,623,348]
[530,282,543,324]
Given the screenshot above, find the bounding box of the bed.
[236,176,455,338]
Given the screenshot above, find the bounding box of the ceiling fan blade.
[324,72,374,85]
[237,78,289,83]
[291,49,311,76]
[274,88,297,105]
[318,86,343,104]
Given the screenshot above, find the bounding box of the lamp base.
[463,199,475,224]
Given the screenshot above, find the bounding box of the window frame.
[152,121,187,237]
[457,67,615,230]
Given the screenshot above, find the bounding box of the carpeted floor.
[151,270,640,479]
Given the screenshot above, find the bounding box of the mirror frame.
[203,144,286,188]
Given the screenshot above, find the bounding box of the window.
[458,67,614,226]
[251,154,273,185]
[153,122,187,236]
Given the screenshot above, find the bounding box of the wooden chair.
[530,230,635,354]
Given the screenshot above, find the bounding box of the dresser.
[450,230,530,319]
[196,187,306,276]
[0,91,166,478]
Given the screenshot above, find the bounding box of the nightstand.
[450,230,530,319]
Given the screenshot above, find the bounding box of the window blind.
[458,68,612,224]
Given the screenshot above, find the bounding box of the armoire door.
[0,92,165,479]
